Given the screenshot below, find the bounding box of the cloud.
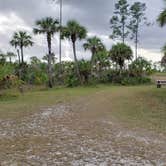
[0,12,30,35]
[0,0,165,62]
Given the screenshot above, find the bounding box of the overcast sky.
[0,0,165,62]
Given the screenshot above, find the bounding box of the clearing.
[0,85,166,165]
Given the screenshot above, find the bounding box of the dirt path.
[0,92,166,166]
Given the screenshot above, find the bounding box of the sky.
[0,0,165,62]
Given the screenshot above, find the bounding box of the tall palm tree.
[83,36,105,68]
[10,31,33,63]
[33,17,59,88]
[61,20,87,83]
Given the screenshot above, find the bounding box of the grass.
[0,84,166,133]
[107,86,166,133]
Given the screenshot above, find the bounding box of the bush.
[65,74,79,87]
[103,69,151,85]
[129,57,153,77]
[0,75,24,89]
[121,77,151,85]
[0,64,15,80]
[25,63,48,85]
[106,70,128,84]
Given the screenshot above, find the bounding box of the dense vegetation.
[0,0,166,90]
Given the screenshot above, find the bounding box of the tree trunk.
[9,57,11,64]
[59,0,63,75]
[59,30,62,73]
[135,32,138,60]
[90,50,95,74]
[20,45,24,64]
[17,49,21,64]
[47,34,53,88]
[135,21,139,60]
[19,46,24,80]
[122,21,125,44]
[72,41,82,84]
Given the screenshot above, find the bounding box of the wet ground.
[0,93,166,166]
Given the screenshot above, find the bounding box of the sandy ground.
[0,92,166,166]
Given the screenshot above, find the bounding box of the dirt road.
[0,92,166,165]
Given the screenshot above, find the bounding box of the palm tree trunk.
[20,46,24,63]
[59,0,62,74]
[72,41,82,84]
[135,32,138,60]
[17,49,21,64]
[47,34,53,88]
[19,46,24,80]
[91,49,95,74]
[122,22,125,44]
[135,22,138,60]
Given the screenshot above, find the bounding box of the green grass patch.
[108,86,166,133]
[0,92,19,101]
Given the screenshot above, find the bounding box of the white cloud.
[0,12,31,35]
[138,48,162,62]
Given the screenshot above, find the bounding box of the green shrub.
[129,57,153,77]
[0,64,15,80]
[121,77,151,85]
[104,69,151,85]
[65,74,79,87]
[0,75,24,89]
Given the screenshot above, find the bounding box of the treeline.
[0,0,165,89]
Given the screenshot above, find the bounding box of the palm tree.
[33,17,59,88]
[157,9,166,27]
[110,43,133,71]
[157,4,166,27]
[83,36,105,71]
[10,39,20,64]
[10,31,33,63]
[61,20,87,83]
[6,52,17,63]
